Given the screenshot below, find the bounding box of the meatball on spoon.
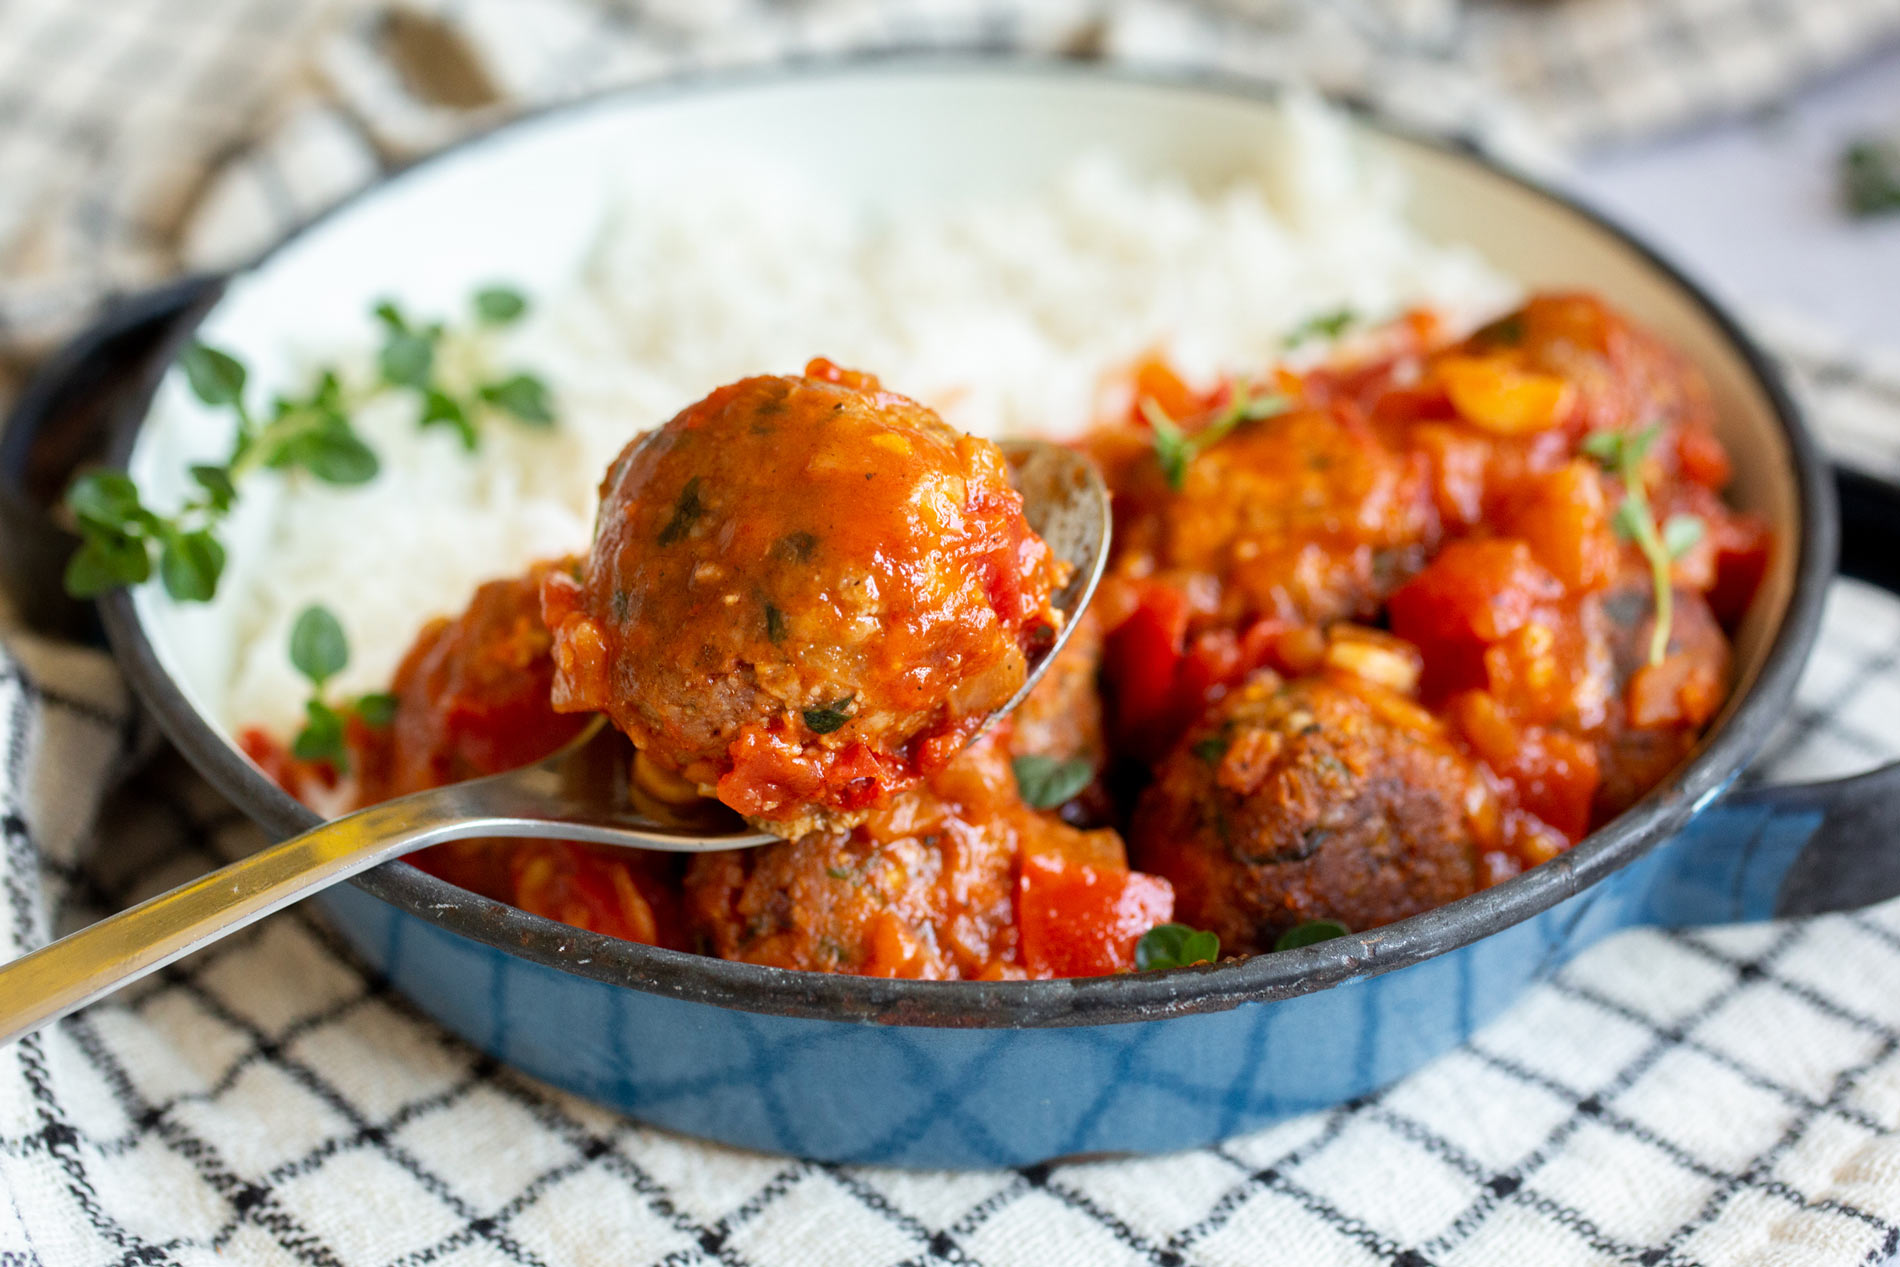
[0,437,1107,1045]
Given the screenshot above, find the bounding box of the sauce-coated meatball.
[1131,672,1497,952]
[544,361,1067,835]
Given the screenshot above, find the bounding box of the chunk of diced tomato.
[1706,511,1772,626]
[1018,851,1174,979]
[1389,539,1564,701]
[1503,461,1619,593]
[1449,691,1600,843]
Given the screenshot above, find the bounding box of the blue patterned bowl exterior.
[310,785,1844,1168]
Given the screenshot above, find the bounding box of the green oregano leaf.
[289,604,349,686]
[355,692,398,728]
[158,529,225,603]
[480,373,554,425]
[1274,919,1350,952]
[1011,754,1093,809]
[473,285,528,324]
[657,476,705,546]
[1283,306,1357,347]
[802,696,855,735]
[179,342,247,407]
[1135,923,1221,971]
[380,329,435,388]
[64,532,151,597]
[292,698,346,766]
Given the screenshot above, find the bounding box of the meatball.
[543,360,1067,835]
[683,733,1143,979]
[1130,672,1496,953]
[1106,405,1437,629]
[356,562,588,805]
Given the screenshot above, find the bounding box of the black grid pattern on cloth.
[7,564,1900,1262]
[11,0,1900,353]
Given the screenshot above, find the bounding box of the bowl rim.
[97,53,1837,1028]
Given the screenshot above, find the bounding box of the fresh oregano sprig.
[62,282,555,603]
[1140,379,1290,491]
[1581,424,1706,666]
[373,285,552,450]
[288,604,395,770]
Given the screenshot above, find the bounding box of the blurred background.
[0,0,1897,421]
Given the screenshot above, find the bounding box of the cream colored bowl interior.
[127,65,1800,757]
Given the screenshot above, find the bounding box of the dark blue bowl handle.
[0,276,221,636]
[1652,467,1900,925]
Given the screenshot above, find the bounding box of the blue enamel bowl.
[46,62,1900,1167]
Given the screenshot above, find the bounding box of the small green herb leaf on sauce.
[292,698,346,765]
[657,476,706,546]
[1191,734,1229,764]
[1842,138,1900,217]
[1141,381,1290,492]
[1011,755,1094,809]
[289,604,349,686]
[1135,922,1220,971]
[764,602,788,643]
[1283,306,1357,347]
[1473,312,1527,347]
[355,692,399,728]
[473,285,529,324]
[1583,424,1680,666]
[802,696,856,735]
[1273,919,1350,952]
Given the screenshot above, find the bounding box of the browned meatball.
[683,733,1135,979]
[1130,672,1497,952]
[1103,406,1438,630]
[543,360,1067,835]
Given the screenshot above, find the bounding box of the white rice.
[217,96,1518,737]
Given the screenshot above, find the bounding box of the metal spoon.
[0,440,1110,1045]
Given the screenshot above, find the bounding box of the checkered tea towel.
[6,0,1900,360]
[4,339,1900,1267]
[8,3,1900,1266]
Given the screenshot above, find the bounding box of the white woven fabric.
[6,3,1900,1265]
[7,0,1900,357]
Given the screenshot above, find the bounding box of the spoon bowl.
[0,438,1109,1046]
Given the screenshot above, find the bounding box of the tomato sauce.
[251,293,1769,975]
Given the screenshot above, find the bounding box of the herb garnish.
[1140,380,1290,491]
[1842,138,1900,218]
[1011,755,1093,809]
[374,287,552,447]
[1284,307,1357,347]
[1580,425,1705,665]
[1274,919,1349,952]
[657,476,705,546]
[63,283,555,603]
[287,604,394,770]
[802,696,855,735]
[1135,923,1220,971]
[1191,735,1229,765]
